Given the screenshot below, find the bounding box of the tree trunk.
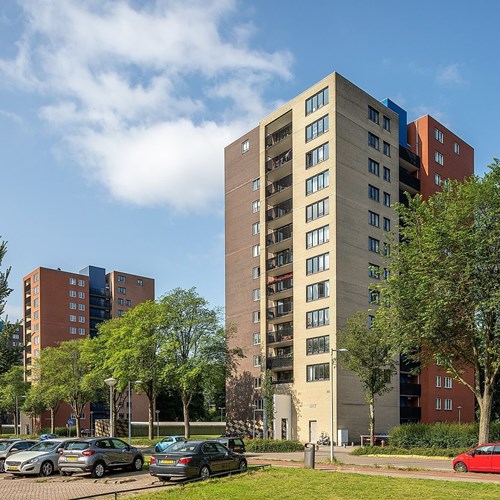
[148,398,154,440]
[50,408,55,434]
[478,383,494,444]
[369,397,375,447]
[75,416,81,437]
[13,408,18,436]
[182,395,191,439]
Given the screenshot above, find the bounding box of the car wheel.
[199,465,211,479]
[39,461,54,477]
[238,459,248,472]
[159,476,171,482]
[454,461,468,473]
[131,456,143,471]
[91,461,106,478]
[0,458,5,473]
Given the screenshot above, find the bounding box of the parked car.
[453,443,500,473]
[0,439,38,473]
[215,436,246,454]
[149,439,247,481]
[58,437,144,478]
[154,435,185,453]
[5,439,70,476]
[39,433,59,441]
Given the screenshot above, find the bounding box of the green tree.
[338,312,397,446]
[0,365,29,435]
[0,238,12,318]
[262,369,275,439]
[378,159,500,444]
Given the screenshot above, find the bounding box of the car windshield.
[169,442,197,453]
[28,441,60,452]
[0,441,12,451]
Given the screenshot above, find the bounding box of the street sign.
[67,419,75,426]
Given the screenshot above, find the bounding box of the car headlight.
[26,457,40,465]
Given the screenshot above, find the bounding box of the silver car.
[0,439,38,473]
[58,437,144,478]
[4,439,70,476]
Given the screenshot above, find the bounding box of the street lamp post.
[104,378,118,437]
[14,395,26,437]
[90,411,94,437]
[330,348,348,462]
[219,407,225,423]
[457,405,462,424]
[155,409,160,438]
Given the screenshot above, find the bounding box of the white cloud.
[0,109,23,125]
[0,0,293,212]
[436,63,465,86]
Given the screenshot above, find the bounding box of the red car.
[453,443,500,473]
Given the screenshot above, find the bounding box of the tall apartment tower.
[22,265,154,428]
[225,72,474,443]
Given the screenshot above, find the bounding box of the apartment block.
[22,265,154,429]
[224,72,474,443]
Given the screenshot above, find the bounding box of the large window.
[306,363,330,382]
[306,170,329,195]
[306,335,330,355]
[368,132,379,150]
[306,280,329,302]
[306,252,330,275]
[306,115,329,142]
[306,225,329,248]
[306,198,329,222]
[306,87,329,116]
[306,143,329,168]
[306,307,329,328]
[368,184,380,202]
[368,158,379,176]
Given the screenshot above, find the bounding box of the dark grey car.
[58,438,143,478]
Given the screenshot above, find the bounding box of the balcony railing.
[399,167,420,191]
[266,199,292,222]
[268,325,293,344]
[400,406,421,421]
[267,250,293,271]
[267,301,293,319]
[266,174,293,197]
[266,149,292,174]
[89,287,110,298]
[399,145,421,169]
[267,277,293,296]
[267,356,293,370]
[272,371,293,384]
[267,224,292,246]
[265,124,292,149]
[400,383,421,397]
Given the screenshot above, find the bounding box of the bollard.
[304,442,316,469]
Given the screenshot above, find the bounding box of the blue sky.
[1,0,499,320]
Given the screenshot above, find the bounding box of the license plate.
[66,456,78,461]
[159,459,174,464]
[7,466,20,471]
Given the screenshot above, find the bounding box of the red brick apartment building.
[22,265,154,430]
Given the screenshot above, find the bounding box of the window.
[369,290,380,304]
[383,217,391,232]
[434,173,441,185]
[435,128,444,143]
[252,244,260,257]
[368,185,380,202]
[306,363,330,382]
[306,253,330,275]
[306,280,329,302]
[70,302,76,310]
[78,316,85,323]
[242,139,250,153]
[369,263,380,279]
[368,106,379,124]
[383,192,391,207]
[253,311,260,323]
[436,375,442,388]
[383,141,391,157]
[383,166,391,182]
[306,143,329,168]
[444,399,453,411]
[117,298,124,305]
[34,323,39,332]
[369,237,380,253]
[383,243,391,257]
[78,328,85,335]
[368,158,379,176]
[137,279,143,286]
[253,355,261,367]
[454,142,460,154]
[306,198,329,222]
[70,290,76,297]
[306,115,329,142]
[78,291,86,299]
[34,298,39,307]
[33,272,39,282]
[252,178,260,191]
[125,299,132,307]
[78,303,85,311]
[436,398,442,410]
[368,132,379,150]
[435,151,444,165]
[117,275,126,282]
[306,170,329,195]
[252,288,261,301]
[369,211,380,227]
[118,310,124,317]
[306,225,329,248]
[306,87,329,115]
[252,200,260,213]
[253,332,261,345]
[383,115,391,131]
[252,266,260,279]
[253,377,262,389]
[383,268,390,280]
[34,285,39,295]
[306,307,329,328]
[34,336,39,345]
[306,335,330,355]
[117,287,126,295]
[252,222,260,235]
[70,315,76,322]
[445,376,453,389]
[70,327,76,334]
[78,279,85,286]
[69,278,76,285]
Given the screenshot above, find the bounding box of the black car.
[149,440,247,481]
[215,436,246,454]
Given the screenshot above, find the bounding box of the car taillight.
[178,457,191,465]
[82,450,95,456]
[150,457,156,464]
[58,449,64,455]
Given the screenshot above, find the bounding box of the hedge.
[245,439,304,453]
[351,445,466,458]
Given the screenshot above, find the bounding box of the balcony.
[400,406,421,422]
[267,355,293,370]
[267,325,293,345]
[267,300,293,322]
[399,145,421,173]
[400,356,420,373]
[267,250,293,275]
[266,123,292,149]
[272,370,293,384]
[267,199,293,229]
[399,166,420,194]
[267,275,293,296]
[400,383,421,397]
[266,174,293,205]
[267,224,292,253]
[89,296,110,308]
[89,287,110,298]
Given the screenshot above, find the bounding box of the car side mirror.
[469,451,475,456]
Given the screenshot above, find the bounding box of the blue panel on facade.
[79,265,106,289]
[381,98,407,147]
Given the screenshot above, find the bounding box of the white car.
[4,439,69,477]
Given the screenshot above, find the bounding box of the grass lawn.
[134,467,500,499]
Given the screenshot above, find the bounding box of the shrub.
[246,439,304,453]
[351,445,466,458]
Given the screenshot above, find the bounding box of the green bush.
[245,439,304,453]
[351,445,466,458]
